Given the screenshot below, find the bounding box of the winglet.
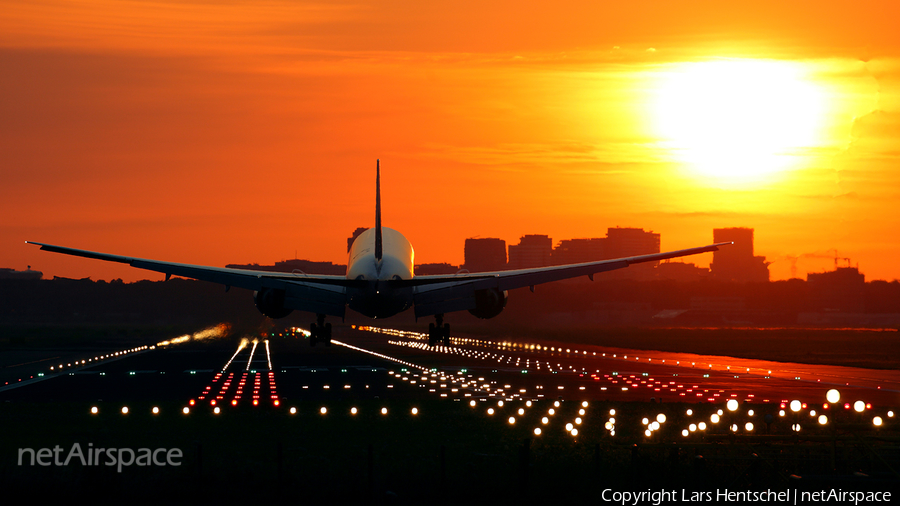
[374,159,383,261]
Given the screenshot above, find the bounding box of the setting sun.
[652,59,827,185]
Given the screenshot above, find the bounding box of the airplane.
[28,161,729,347]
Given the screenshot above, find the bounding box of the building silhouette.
[710,228,769,282]
[657,261,709,282]
[226,259,346,275]
[604,227,660,280]
[415,263,460,276]
[0,266,42,280]
[347,227,369,253]
[551,238,605,265]
[508,235,552,269]
[464,238,507,272]
[807,266,865,312]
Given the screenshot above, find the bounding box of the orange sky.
[2,1,899,282]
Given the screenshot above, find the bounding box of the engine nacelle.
[468,288,508,319]
[254,288,293,319]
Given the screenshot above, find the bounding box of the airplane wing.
[407,242,730,318]
[25,241,353,317]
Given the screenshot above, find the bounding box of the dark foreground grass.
[2,399,899,505]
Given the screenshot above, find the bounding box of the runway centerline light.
[826,389,840,404]
[152,406,159,415]
[121,406,129,415]
[182,407,190,414]
[853,401,865,413]
[90,406,98,415]
[726,399,739,411]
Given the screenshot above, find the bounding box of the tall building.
[710,228,769,282]
[551,238,605,265]
[463,238,507,272]
[605,227,660,258]
[347,227,369,253]
[605,227,660,279]
[508,235,552,269]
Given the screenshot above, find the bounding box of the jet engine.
[468,288,508,319]
[254,288,293,319]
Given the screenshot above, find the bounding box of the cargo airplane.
[28,161,729,346]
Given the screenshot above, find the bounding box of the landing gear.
[428,314,450,347]
[309,314,332,347]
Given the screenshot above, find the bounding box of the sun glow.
[652,59,827,185]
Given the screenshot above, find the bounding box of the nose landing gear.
[310,313,332,346]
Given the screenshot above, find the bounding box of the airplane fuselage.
[345,226,415,318]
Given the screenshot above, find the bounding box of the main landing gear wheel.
[309,315,332,347]
[428,314,450,347]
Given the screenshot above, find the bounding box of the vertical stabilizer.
[375,160,383,261]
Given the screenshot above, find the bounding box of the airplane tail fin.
[375,159,383,261]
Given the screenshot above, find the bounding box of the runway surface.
[3,324,897,416]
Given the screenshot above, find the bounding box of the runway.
[4,323,897,423]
